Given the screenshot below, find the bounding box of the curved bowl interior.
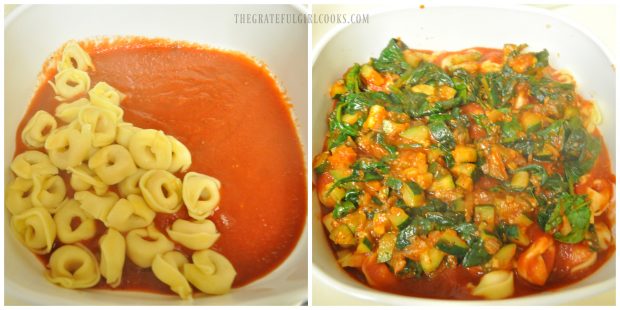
[312,5,615,305]
[5,4,308,305]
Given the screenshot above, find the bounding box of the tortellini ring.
[55,98,90,123]
[471,270,514,300]
[116,122,140,148]
[183,249,236,295]
[57,41,94,72]
[118,169,146,197]
[45,244,101,289]
[139,169,182,214]
[53,199,96,244]
[99,228,126,288]
[183,172,221,220]
[88,144,137,185]
[49,68,91,101]
[78,106,118,147]
[168,135,192,173]
[21,111,57,148]
[152,251,192,300]
[106,194,156,232]
[167,219,220,250]
[44,123,93,169]
[6,177,35,215]
[74,191,119,221]
[126,225,174,268]
[10,207,56,254]
[10,150,58,179]
[68,164,109,195]
[31,174,67,214]
[129,129,172,170]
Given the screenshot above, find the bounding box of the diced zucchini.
[430,174,455,191]
[329,169,351,181]
[436,229,468,257]
[452,145,478,163]
[356,237,373,254]
[420,247,446,274]
[322,181,345,205]
[342,211,365,232]
[534,143,556,161]
[451,163,476,176]
[377,232,397,263]
[329,224,356,246]
[508,225,530,246]
[411,84,435,96]
[510,171,530,189]
[489,244,517,270]
[313,152,330,174]
[322,212,336,233]
[360,64,385,85]
[514,213,534,227]
[453,198,466,212]
[329,80,347,98]
[388,207,410,229]
[342,113,360,125]
[563,106,579,119]
[480,230,501,255]
[475,205,496,230]
[402,181,425,207]
[399,125,431,146]
[520,111,543,132]
[456,175,473,191]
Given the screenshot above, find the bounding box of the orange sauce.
[15,38,306,295]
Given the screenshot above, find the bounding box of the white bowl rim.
[312,4,616,305]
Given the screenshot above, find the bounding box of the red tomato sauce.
[14,38,306,295]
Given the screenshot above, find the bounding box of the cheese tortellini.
[54,199,96,244]
[139,169,182,213]
[31,174,66,213]
[45,244,100,289]
[152,251,192,300]
[10,207,56,254]
[106,194,155,232]
[10,151,58,179]
[55,98,90,123]
[129,129,172,170]
[167,219,220,250]
[68,164,109,195]
[99,228,126,288]
[183,250,237,295]
[49,68,91,101]
[21,111,57,148]
[74,191,119,221]
[6,178,35,215]
[183,172,221,220]
[126,225,175,268]
[57,41,94,72]
[6,42,236,298]
[88,144,137,185]
[45,123,92,169]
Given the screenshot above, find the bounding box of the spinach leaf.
[452,68,480,103]
[375,132,397,155]
[514,164,549,184]
[396,217,433,249]
[429,115,456,151]
[372,38,411,74]
[462,238,492,267]
[544,193,591,243]
[333,201,356,219]
[344,64,362,93]
[498,117,521,143]
[563,117,601,185]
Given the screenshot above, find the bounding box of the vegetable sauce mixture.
[313,39,614,299]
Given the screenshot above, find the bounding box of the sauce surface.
[15,38,307,294]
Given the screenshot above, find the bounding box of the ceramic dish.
[5,4,308,305]
[312,5,615,305]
